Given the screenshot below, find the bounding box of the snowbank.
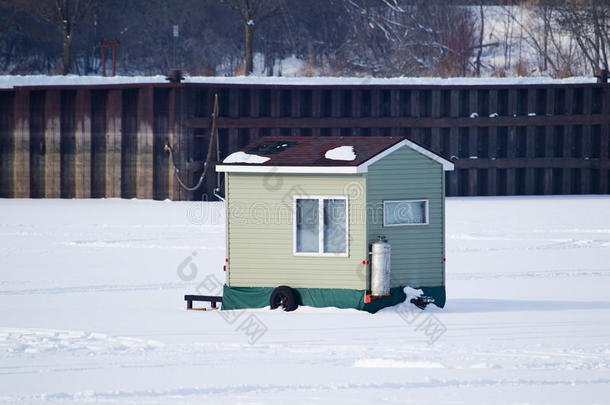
[0,74,598,89]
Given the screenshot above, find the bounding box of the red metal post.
[100,38,120,77]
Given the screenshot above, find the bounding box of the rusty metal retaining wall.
[1,81,609,200]
[0,84,193,200]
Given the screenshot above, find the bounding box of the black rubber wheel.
[270,286,298,312]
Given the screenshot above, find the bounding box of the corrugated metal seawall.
[1,80,609,200]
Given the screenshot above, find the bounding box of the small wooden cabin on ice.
[216,136,454,312]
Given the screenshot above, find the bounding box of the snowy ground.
[1,196,609,404]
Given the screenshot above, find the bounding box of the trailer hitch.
[410,295,435,310]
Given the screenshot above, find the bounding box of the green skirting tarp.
[298,287,367,310]
[363,287,406,313]
[221,286,274,310]
[420,286,446,308]
[222,285,446,313]
[221,285,365,311]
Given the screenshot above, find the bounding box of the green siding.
[226,173,367,289]
[366,146,446,288]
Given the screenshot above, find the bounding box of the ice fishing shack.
[215,136,454,312]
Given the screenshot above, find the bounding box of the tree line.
[0,0,608,78]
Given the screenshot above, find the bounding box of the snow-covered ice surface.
[325,146,356,161]
[1,196,610,404]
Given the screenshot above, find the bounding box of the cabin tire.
[270,286,298,312]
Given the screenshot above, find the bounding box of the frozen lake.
[1,196,609,404]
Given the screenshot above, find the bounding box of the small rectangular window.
[323,199,346,253]
[384,200,428,226]
[295,197,348,256]
[296,198,319,253]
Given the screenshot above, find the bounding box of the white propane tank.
[371,236,391,296]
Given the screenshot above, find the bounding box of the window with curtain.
[295,197,347,255]
[383,200,428,226]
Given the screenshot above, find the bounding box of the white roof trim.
[216,140,454,174]
[357,139,454,172]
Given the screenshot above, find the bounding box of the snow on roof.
[325,146,356,161]
[216,136,454,174]
[223,151,270,164]
[220,136,403,168]
[0,74,599,90]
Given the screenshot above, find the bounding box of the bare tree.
[341,1,480,77]
[499,0,608,77]
[435,8,477,77]
[223,0,283,75]
[26,0,97,74]
[556,0,609,73]
[0,1,21,38]
[0,0,23,72]
[494,4,516,72]
[475,1,484,76]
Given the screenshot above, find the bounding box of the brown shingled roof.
[222,136,407,166]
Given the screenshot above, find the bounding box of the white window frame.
[383,199,429,227]
[293,196,349,257]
